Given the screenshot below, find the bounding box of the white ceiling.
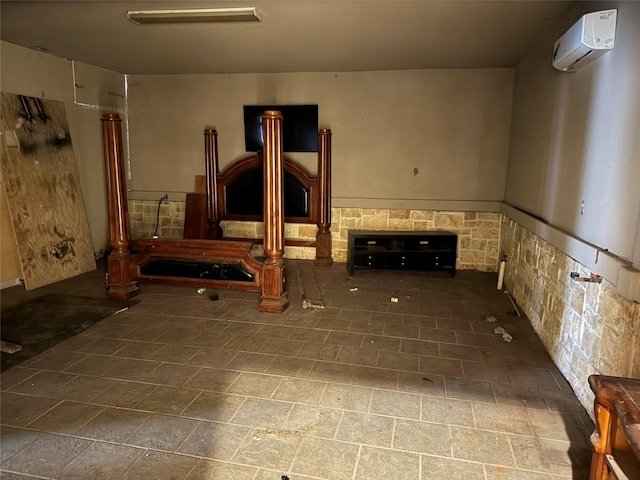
[1,0,575,75]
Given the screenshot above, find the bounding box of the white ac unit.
[552,9,617,72]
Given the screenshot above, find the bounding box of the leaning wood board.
[0,93,95,290]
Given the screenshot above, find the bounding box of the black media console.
[347,230,457,276]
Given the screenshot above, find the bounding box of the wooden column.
[259,110,289,313]
[101,113,139,299]
[204,128,223,239]
[315,128,333,266]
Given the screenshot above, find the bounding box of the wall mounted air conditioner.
[552,9,617,72]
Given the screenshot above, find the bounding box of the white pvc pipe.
[497,260,506,290]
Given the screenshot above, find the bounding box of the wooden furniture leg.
[315,128,333,266]
[101,113,140,299]
[204,128,223,239]
[259,111,289,313]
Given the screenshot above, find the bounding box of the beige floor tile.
[177,421,249,460]
[26,350,87,371]
[1,433,92,478]
[484,466,555,480]
[0,367,38,390]
[231,429,302,470]
[134,385,201,415]
[472,402,532,435]
[102,358,161,381]
[0,427,43,463]
[421,454,487,479]
[183,368,240,392]
[508,435,581,477]
[419,355,463,377]
[9,371,76,396]
[25,400,104,434]
[272,378,327,405]
[282,404,343,439]
[445,377,495,403]
[291,437,359,479]
[492,383,548,410]
[124,413,200,451]
[321,384,372,412]
[451,426,515,466]
[260,338,306,356]
[119,450,198,480]
[186,459,257,480]
[230,397,292,430]
[336,411,395,448]
[91,380,158,409]
[142,363,200,387]
[296,342,341,360]
[377,350,419,371]
[393,418,451,456]
[421,397,475,427]
[355,445,420,480]
[336,347,378,367]
[55,441,143,479]
[182,391,246,423]
[308,361,356,383]
[0,264,595,479]
[1,395,60,428]
[226,372,283,397]
[266,356,315,377]
[398,372,446,397]
[226,352,276,373]
[63,355,124,376]
[76,407,150,443]
[369,390,421,419]
[525,409,591,443]
[184,347,237,368]
[351,366,399,390]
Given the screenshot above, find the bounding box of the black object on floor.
[1,294,137,372]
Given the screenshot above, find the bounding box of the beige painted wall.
[126,69,513,211]
[0,41,125,260]
[505,1,640,263]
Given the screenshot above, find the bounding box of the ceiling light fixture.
[126,7,261,25]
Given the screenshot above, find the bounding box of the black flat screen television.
[243,104,318,153]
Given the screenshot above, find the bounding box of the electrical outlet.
[580,200,585,215]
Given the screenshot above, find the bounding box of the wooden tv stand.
[347,230,457,276]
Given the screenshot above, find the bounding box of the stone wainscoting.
[500,215,640,413]
[129,200,185,240]
[129,200,502,271]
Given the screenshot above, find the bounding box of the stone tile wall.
[129,200,185,240]
[128,200,501,271]
[500,215,640,413]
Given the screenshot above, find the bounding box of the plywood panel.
[0,92,95,290]
[0,184,22,283]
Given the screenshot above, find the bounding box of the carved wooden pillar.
[204,128,223,239]
[315,128,333,266]
[101,113,139,299]
[259,110,289,313]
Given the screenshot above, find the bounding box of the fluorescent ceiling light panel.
[127,7,261,24]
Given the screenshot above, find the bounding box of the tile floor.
[1,261,595,479]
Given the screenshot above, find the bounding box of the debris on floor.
[390,296,399,303]
[196,287,206,294]
[484,314,498,323]
[494,326,514,342]
[349,287,358,292]
[0,340,22,354]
